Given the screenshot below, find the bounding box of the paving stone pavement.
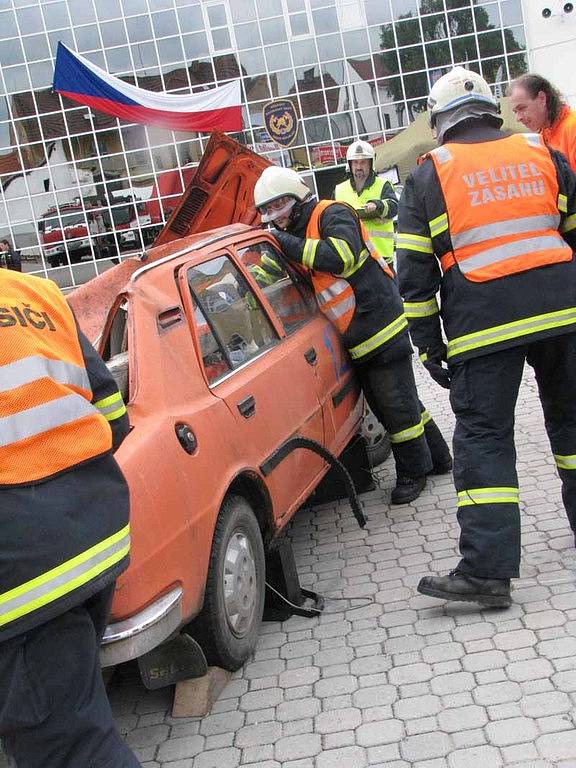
[5,363,576,768]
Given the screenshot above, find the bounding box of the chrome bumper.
[99,586,183,667]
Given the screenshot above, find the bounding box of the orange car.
[69,140,364,677]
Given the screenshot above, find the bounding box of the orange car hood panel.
[153,132,272,247]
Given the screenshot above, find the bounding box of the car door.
[234,236,361,455]
[179,250,325,526]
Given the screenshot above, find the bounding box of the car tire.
[194,494,265,671]
[361,405,392,467]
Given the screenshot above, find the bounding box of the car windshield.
[42,212,85,229]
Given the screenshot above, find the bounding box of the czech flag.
[53,42,243,133]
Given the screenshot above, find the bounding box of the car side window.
[188,254,278,385]
[238,241,317,335]
[192,303,232,384]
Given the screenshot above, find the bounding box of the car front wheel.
[194,494,265,671]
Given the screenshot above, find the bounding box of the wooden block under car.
[172,666,232,718]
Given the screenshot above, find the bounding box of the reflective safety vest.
[0,272,112,485]
[427,133,573,282]
[542,105,576,173]
[306,200,393,334]
[334,177,396,264]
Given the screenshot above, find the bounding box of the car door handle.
[304,347,317,365]
[237,395,256,418]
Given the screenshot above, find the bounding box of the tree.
[379,0,526,124]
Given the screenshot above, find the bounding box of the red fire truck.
[38,198,152,267]
[38,166,197,268]
[37,201,93,267]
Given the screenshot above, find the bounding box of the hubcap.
[223,531,257,637]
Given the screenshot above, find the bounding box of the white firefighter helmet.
[254,166,311,223]
[346,140,375,163]
[427,66,498,128]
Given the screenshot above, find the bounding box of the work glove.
[422,344,450,389]
[269,227,290,249]
[269,228,303,262]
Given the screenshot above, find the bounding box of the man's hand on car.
[269,227,301,255]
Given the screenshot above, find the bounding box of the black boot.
[417,569,511,607]
[391,475,426,505]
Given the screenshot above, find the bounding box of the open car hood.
[69,134,273,345]
[153,132,273,247]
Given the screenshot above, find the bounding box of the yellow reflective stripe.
[0,525,130,627]
[349,314,408,360]
[558,194,568,213]
[429,213,448,237]
[457,487,519,507]
[104,404,127,422]
[261,254,283,273]
[95,390,127,421]
[554,454,576,470]
[447,307,576,359]
[390,418,424,444]
[94,391,123,410]
[404,298,439,318]
[421,409,431,425]
[341,250,368,279]
[397,233,433,253]
[329,237,355,274]
[561,213,576,234]
[250,265,276,285]
[302,239,318,269]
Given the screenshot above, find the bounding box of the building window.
[283,0,313,38]
[202,1,235,54]
[336,0,366,32]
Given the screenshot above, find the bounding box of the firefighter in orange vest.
[0,271,139,767]
[397,66,576,608]
[254,167,452,505]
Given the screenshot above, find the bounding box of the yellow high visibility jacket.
[334,176,396,264]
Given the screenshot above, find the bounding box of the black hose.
[260,436,367,528]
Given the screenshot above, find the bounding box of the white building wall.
[522,0,576,106]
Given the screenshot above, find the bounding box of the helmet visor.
[258,196,296,223]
